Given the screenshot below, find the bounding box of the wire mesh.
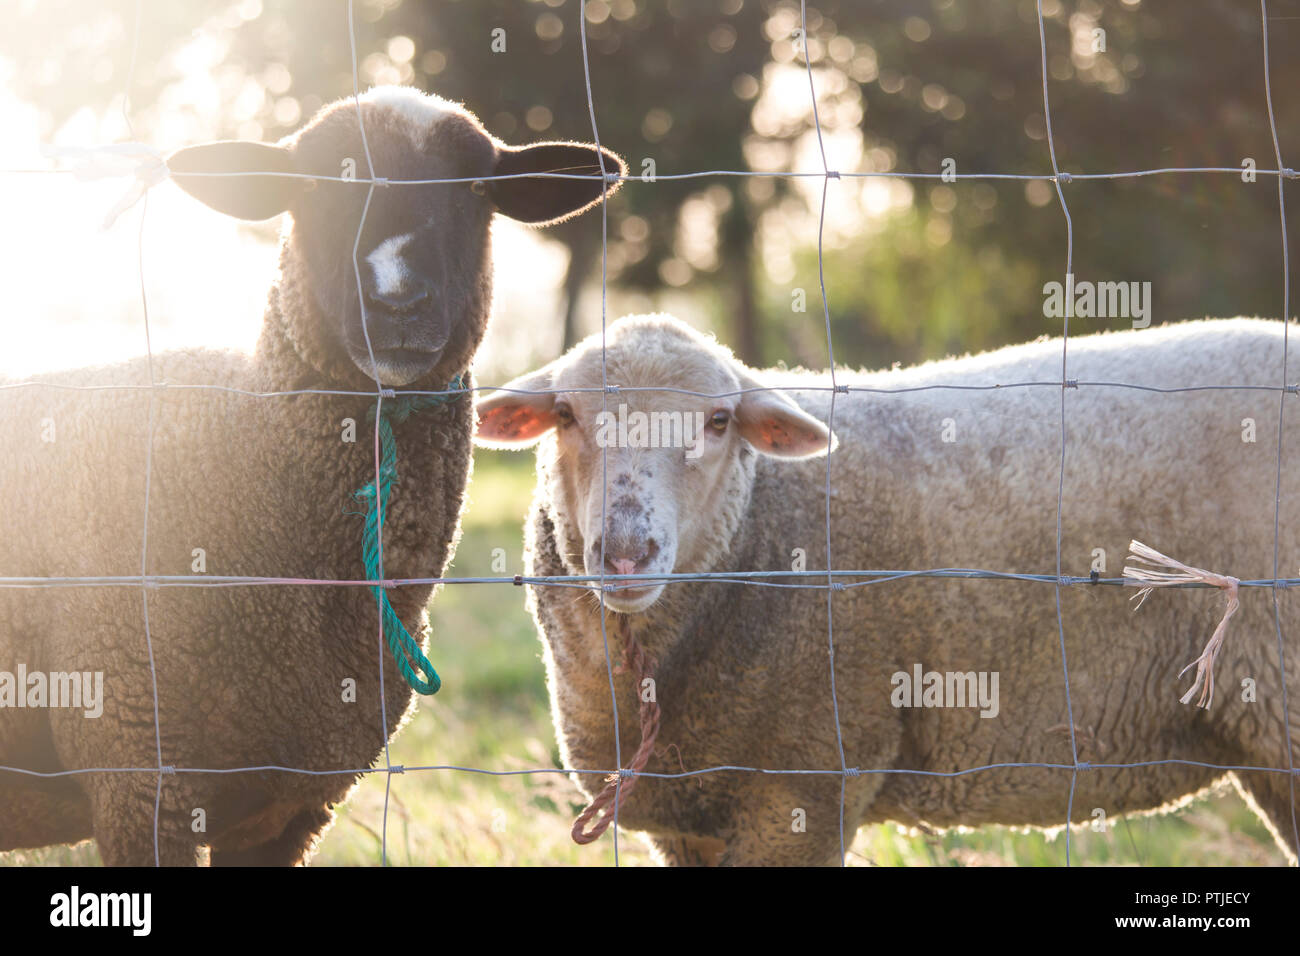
[0,0,1296,867]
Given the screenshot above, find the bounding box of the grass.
[2,450,1287,866]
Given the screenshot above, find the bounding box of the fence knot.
[825,170,841,179]
[1089,569,1100,585]
[834,384,850,394]
[1124,539,1240,709]
[371,176,390,187]
[1283,168,1299,180]
[604,171,622,184]
[513,574,523,586]
[604,384,621,395]
[1076,761,1092,770]
[159,765,177,775]
[389,764,405,774]
[832,581,846,591]
[1056,171,1073,184]
[844,767,862,777]
[1064,379,1078,389]
[43,141,170,229]
[1286,384,1299,395]
[378,387,396,399]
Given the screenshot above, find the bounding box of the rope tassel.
[40,142,170,229]
[351,379,463,696]
[571,616,662,844]
[1123,539,1240,709]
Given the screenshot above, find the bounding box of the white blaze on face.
[355,87,470,306]
[366,232,416,297]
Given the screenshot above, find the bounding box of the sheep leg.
[647,833,726,866]
[0,782,93,851]
[1230,770,1300,865]
[717,825,845,867]
[89,776,200,867]
[1226,652,1300,865]
[713,779,859,866]
[208,805,335,867]
[95,823,200,867]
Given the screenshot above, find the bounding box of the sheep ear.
[167,141,304,221]
[474,366,561,448]
[734,370,836,459]
[489,142,626,226]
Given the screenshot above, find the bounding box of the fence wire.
[0,0,1297,867]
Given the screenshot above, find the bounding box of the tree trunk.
[724,197,761,366]
[731,242,761,366]
[559,224,600,352]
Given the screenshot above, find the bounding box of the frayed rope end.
[1123,539,1239,709]
[41,142,171,230]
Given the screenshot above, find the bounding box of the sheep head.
[476,314,835,613]
[167,86,626,387]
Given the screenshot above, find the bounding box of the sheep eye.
[709,410,730,432]
[554,402,575,427]
[470,180,487,196]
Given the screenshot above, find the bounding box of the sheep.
[0,85,625,866]
[475,313,1300,866]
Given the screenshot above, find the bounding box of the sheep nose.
[594,538,659,577]
[366,277,433,312]
[610,557,639,576]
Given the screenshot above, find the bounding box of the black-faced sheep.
[476,313,1300,866]
[0,86,625,865]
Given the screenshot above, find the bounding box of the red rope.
[571,615,661,845]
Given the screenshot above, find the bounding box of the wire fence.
[1,0,1298,866]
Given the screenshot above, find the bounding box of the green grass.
[2,450,1287,866]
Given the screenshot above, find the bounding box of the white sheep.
[476,313,1300,865]
[0,86,624,865]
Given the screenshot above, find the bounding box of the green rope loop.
[352,375,464,696]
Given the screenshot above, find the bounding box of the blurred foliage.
[5,0,1300,368]
[792,0,1300,367]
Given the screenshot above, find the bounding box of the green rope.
[352,376,464,696]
